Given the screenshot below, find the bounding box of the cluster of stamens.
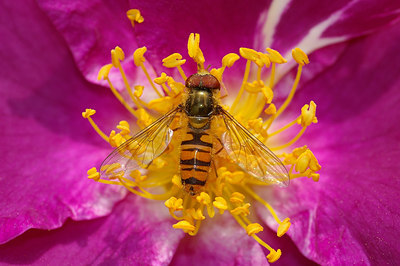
[83,9,321,263]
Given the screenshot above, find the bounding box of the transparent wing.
[218,107,289,187]
[99,106,182,181]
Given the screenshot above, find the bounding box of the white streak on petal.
[256,0,292,48]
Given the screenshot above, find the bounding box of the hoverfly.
[99,72,289,196]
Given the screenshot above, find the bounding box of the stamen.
[230,55,251,113]
[213,197,228,214]
[264,48,309,129]
[172,220,196,233]
[162,53,187,81]
[98,64,139,118]
[133,47,163,97]
[246,223,263,236]
[126,9,144,28]
[265,48,286,89]
[87,167,100,182]
[232,213,281,263]
[154,73,172,96]
[242,185,286,226]
[187,33,205,71]
[267,116,300,138]
[82,109,109,142]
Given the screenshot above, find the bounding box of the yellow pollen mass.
[85,19,321,262]
[111,46,125,68]
[267,249,282,263]
[126,9,144,27]
[246,223,264,236]
[134,85,144,97]
[299,101,318,127]
[162,53,186,68]
[277,218,291,237]
[82,109,96,118]
[87,167,100,181]
[196,192,211,206]
[230,192,245,204]
[165,197,184,211]
[213,197,228,214]
[97,64,113,80]
[222,53,240,67]
[133,47,147,66]
[230,203,251,216]
[292,47,309,66]
[173,220,196,233]
[266,48,287,64]
[188,33,205,70]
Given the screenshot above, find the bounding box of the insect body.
[179,73,219,195]
[99,72,289,196]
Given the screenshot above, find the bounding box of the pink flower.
[1,1,399,264]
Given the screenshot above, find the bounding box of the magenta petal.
[260,22,400,264]
[170,215,267,266]
[0,195,183,265]
[0,1,129,243]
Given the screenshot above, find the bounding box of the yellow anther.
[230,203,251,216]
[222,53,240,67]
[172,220,195,233]
[187,208,206,220]
[165,197,184,211]
[264,103,276,115]
[196,192,211,205]
[129,169,141,180]
[295,149,321,173]
[126,9,144,27]
[82,109,96,118]
[172,174,182,188]
[266,48,287,64]
[213,197,228,214]
[97,64,113,80]
[239,47,259,61]
[246,223,263,236]
[292,48,309,66]
[261,86,273,104]
[111,46,125,68]
[134,85,144,98]
[244,81,263,93]
[116,120,130,135]
[277,218,291,237]
[226,171,245,184]
[167,77,185,95]
[283,145,308,165]
[133,47,147,66]
[162,53,186,68]
[230,192,245,204]
[100,163,121,175]
[210,68,223,81]
[187,33,205,70]
[257,53,271,68]
[136,108,152,129]
[267,249,282,263]
[298,101,317,127]
[87,167,100,181]
[309,173,319,182]
[248,118,263,132]
[148,97,173,113]
[154,72,169,84]
[109,132,126,147]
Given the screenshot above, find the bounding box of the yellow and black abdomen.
[180,128,213,195]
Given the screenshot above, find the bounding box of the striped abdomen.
[180,127,213,196]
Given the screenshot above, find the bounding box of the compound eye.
[185,73,220,90]
[185,74,201,88]
[201,74,220,90]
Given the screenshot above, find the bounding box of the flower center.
[83,9,321,263]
